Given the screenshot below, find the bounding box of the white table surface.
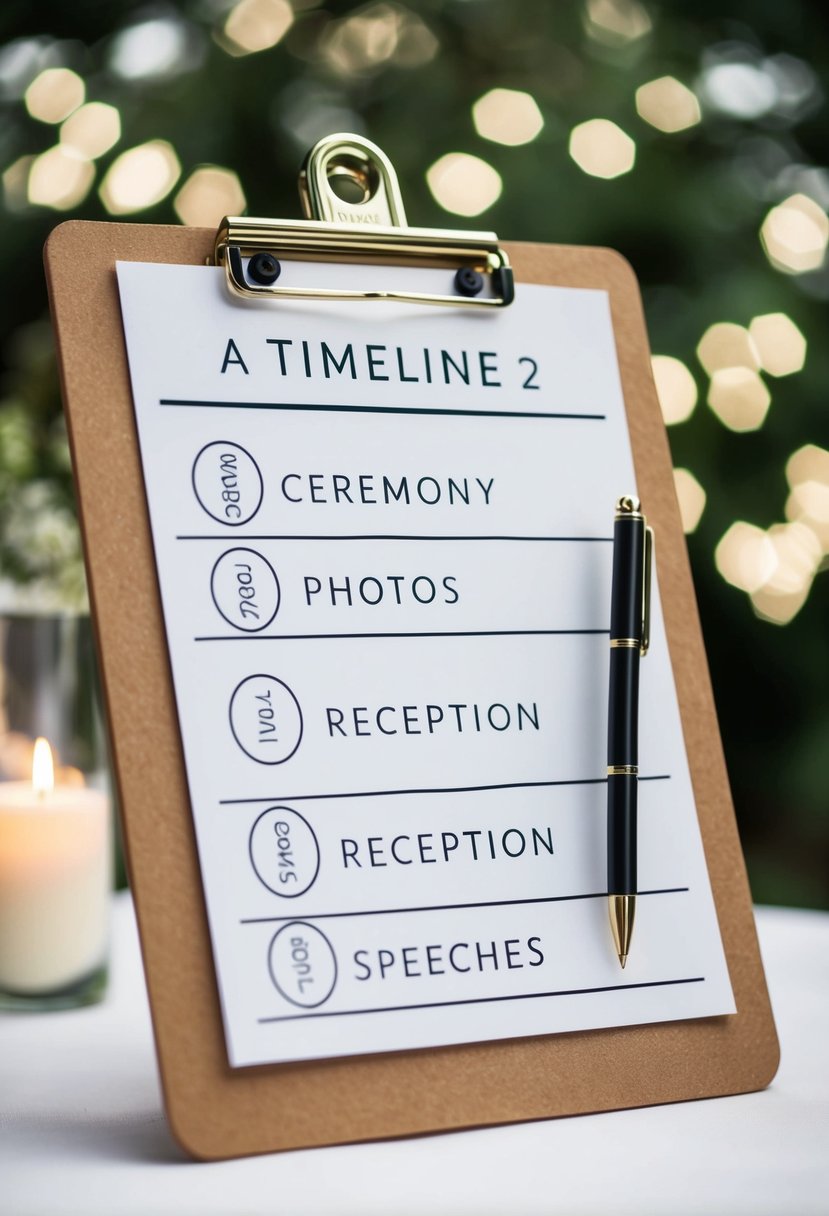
[1,896,827,1216]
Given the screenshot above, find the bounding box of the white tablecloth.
[1,896,827,1216]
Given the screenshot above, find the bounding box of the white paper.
[116,259,735,1067]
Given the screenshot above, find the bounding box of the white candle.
[0,738,110,995]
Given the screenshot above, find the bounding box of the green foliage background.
[1,0,827,906]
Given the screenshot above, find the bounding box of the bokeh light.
[426,152,502,217]
[786,481,829,551]
[696,322,758,375]
[99,140,181,215]
[635,77,701,133]
[2,155,35,211]
[760,193,829,274]
[278,82,364,150]
[707,367,771,432]
[786,443,829,490]
[748,313,806,377]
[764,53,821,122]
[174,166,246,226]
[673,468,706,533]
[60,102,121,160]
[700,61,777,120]
[715,522,777,593]
[24,68,84,124]
[785,444,829,553]
[569,119,635,179]
[320,4,437,74]
[222,0,293,57]
[109,16,196,79]
[472,89,544,147]
[583,0,651,46]
[651,354,697,424]
[27,145,94,210]
[749,522,821,624]
[0,37,50,100]
[750,582,809,625]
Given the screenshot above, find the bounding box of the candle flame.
[32,737,55,797]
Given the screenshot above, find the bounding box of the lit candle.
[0,738,110,995]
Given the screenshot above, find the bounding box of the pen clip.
[641,524,653,657]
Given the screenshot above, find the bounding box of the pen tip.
[608,895,635,968]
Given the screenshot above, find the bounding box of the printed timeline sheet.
[116,260,734,1068]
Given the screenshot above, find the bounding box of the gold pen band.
[607,764,638,776]
[609,638,640,648]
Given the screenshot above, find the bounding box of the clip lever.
[298,133,407,228]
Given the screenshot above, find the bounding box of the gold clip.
[641,523,653,657]
[214,133,514,308]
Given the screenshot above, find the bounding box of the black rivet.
[454,266,484,297]
[248,252,281,285]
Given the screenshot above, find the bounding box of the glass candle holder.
[0,614,112,1011]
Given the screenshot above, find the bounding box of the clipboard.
[44,134,778,1160]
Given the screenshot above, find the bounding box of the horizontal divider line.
[219,774,672,806]
[176,534,614,543]
[241,887,689,925]
[258,976,705,1024]
[195,628,609,642]
[160,398,606,422]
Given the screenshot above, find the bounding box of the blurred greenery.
[0,0,826,906]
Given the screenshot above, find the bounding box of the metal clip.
[214,133,514,308]
[641,524,653,657]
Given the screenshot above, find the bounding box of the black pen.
[607,495,653,968]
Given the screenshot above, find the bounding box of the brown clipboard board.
[44,208,778,1161]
